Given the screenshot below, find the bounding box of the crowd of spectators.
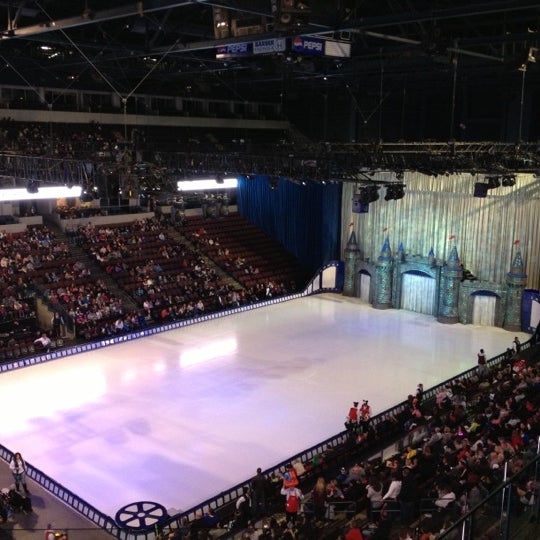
[0,226,49,354]
[72,216,248,330]
[191,230,293,300]
[183,215,306,302]
[0,210,308,357]
[0,118,126,160]
[0,117,292,166]
[161,346,539,540]
[323,347,540,539]
[1,215,539,539]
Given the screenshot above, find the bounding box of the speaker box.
[352,200,369,213]
[473,183,489,198]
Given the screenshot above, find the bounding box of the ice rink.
[0,294,527,519]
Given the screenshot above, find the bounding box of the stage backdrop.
[341,172,540,289]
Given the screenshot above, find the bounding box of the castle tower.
[343,229,361,296]
[428,247,435,266]
[373,237,393,309]
[437,245,463,324]
[503,249,527,331]
[397,242,405,263]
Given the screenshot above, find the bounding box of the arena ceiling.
[0,1,539,147]
[0,1,538,100]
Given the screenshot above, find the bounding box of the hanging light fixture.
[384,183,405,201]
[501,174,516,187]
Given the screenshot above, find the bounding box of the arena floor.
[0,293,528,520]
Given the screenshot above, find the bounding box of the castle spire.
[447,245,461,268]
[378,236,392,261]
[509,250,526,277]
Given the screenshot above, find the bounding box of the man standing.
[346,401,359,431]
[398,467,419,526]
[251,467,268,520]
[477,349,487,378]
[359,400,371,433]
[234,487,252,529]
[281,484,303,523]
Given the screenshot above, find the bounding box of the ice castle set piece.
[343,231,526,330]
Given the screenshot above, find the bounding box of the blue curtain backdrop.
[236,175,342,273]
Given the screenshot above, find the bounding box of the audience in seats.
[33,332,51,352]
[2,205,539,538]
[203,348,538,539]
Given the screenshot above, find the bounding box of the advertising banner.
[216,42,251,59]
[325,40,351,58]
[291,35,324,56]
[253,38,287,54]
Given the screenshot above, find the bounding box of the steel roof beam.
[1,1,208,39]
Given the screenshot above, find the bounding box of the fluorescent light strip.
[177,178,238,192]
[0,186,82,201]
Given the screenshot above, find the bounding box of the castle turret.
[503,249,527,331]
[373,237,393,309]
[343,229,361,296]
[437,245,463,324]
[398,242,405,263]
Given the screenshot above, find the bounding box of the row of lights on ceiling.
[352,183,405,213]
[473,174,516,197]
[357,183,406,203]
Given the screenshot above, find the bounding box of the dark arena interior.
[0,1,540,539]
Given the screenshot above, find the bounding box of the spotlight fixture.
[485,176,501,189]
[501,175,516,187]
[352,184,379,213]
[384,183,405,201]
[80,191,93,203]
[26,179,39,194]
[356,184,380,204]
[0,185,81,201]
[177,178,238,192]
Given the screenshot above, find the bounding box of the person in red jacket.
[345,519,364,540]
[359,400,372,433]
[346,401,359,431]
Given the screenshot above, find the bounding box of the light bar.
[0,185,82,202]
[177,178,238,192]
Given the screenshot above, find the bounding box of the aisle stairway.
[166,224,242,291]
[42,216,139,314]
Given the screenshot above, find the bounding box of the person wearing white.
[33,333,51,351]
[9,452,29,494]
[382,473,402,500]
[435,487,456,508]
